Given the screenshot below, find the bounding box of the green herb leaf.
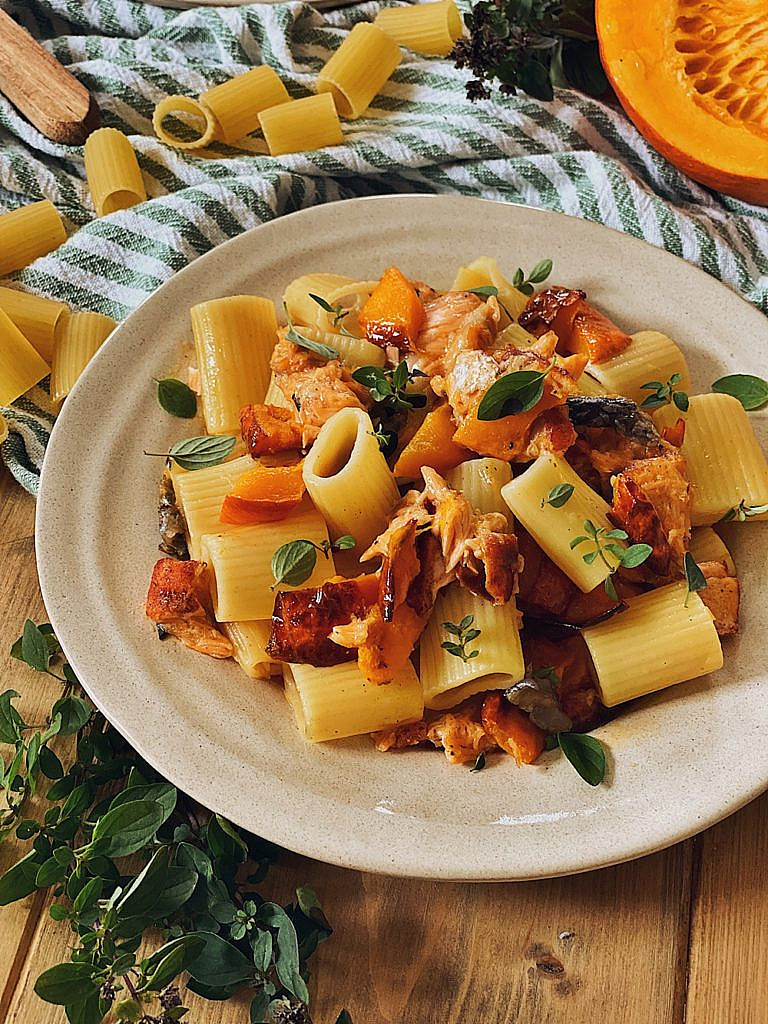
[308,293,335,313]
[51,696,90,736]
[0,850,44,905]
[476,366,550,420]
[528,258,554,283]
[352,361,426,413]
[34,962,99,1005]
[166,435,236,471]
[21,619,50,672]
[38,745,63,780]
[718,499,768,522]
[619,543,653,568]
[156,378,197,419]
[333,535,356,551]
[87,799,167,859]
[0,689,22,744]
[286,325,339,362]
[711,373,768,411]
[271,540,318,588]
[186,931,253,988]
[441,615,481,663]
[557,733,606,786]
[684,552,708,598]
[467,285,498,298]
[541,482,574,509]
[142,934,207,992]
[672,391,689,412]
[336,1012,354,1024]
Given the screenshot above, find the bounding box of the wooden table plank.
[685,793,768,1024]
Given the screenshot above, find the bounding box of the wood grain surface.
[1,463,765,1024]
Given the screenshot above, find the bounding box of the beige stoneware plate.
[36,195,768,880]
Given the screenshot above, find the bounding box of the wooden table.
[1,463,767,1024]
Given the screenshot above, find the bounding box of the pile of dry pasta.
[0,1,462,441]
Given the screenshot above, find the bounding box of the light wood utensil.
[0,8,99,145]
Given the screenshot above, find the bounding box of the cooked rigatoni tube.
[191,295,277,434]
[293,324,386,369]
[493,321,538,349]
[374,0,462,57]
[576,370,609,397]
[420,584,523,710]
[316,23,401,118]
[171,453,253,560]
[200,66,290,144]
[283,659,423,742]
[263,372,293,411]
[655,393,768,525]
[689,527,736,576]
[0,287,67,363]
[84,127,147,217]
[0,199,66,276]
[0,308,50,405]
[152,95,217,150]
[259,93,343,157]
[582,581,723,706]
[451,257,528,325]
[447,456,511,517]
[302,408,399,551]
[200,503,334,621]
[221,620,275,679]
[50,312,115,404]
[502,452,623,592]
[283,272,354,326]
[585,330,691,404]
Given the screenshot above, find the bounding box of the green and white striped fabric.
[1,0,767,493]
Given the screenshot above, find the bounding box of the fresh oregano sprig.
[541,483,574,509]
[144,434,237,471]
[683,551,707,607]
[441,615,481,663]
[544,732,606,786]
[351,362,428,415]
[512,259,553,296]
[272,536,356,588]
[711,373,768,411]
[476,362,553,420]
[308,294,357,338]
[570,519,652,600]
[640,373,689,412]
[1,623,337,1024]
[718,499,768,523]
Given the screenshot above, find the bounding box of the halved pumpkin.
[596,0,768,205]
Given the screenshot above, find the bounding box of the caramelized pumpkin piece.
[220,462,305,525]
[240,403,301,457]
[481,693,546,765]
[267,574,379,667]
[393,402,471,480]
[519,287,631,364]
[359,266,425,350]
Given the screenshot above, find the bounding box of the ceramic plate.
[36,195,768,880]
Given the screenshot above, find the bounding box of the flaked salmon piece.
[240,403,302,457]
[610,474,674,577]
[372,720,429,751]
[481,693,546,765]
[427,710,497,765]
[145,558,233,659]
[617,452,691,564]
[519,286,632,364]
[270,335,369,448]
[444,333,582,461]
[413,291,500,379]
[697,560,740,636]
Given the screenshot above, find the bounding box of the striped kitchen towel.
[1,0,767,493]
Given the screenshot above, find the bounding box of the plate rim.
[35,193,768,880]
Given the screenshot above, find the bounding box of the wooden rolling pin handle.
[0,8,100,145]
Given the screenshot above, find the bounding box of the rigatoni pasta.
[0,287,67,363]
[585,330,691,403]
[191,295,277,434]
[283,273,355,327]
[84,127,147,217]
[284,660,423,742]
[259,93,343,157]
[0,307,50,405]
[451,257,528,325]
[582,582,722,706]
[152,95,217,150]
[221,620,275,680]
[374,0,462,57]
[316,23,401,118]
[200,67,290,144]
[654,393,768,524]
[302,407,399,550]
[201,503,334,621]
[0,199,66,276]
[689,527,736,576]
[502,452,622,592]
[50,311,116,404]
[171,454,253,560]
